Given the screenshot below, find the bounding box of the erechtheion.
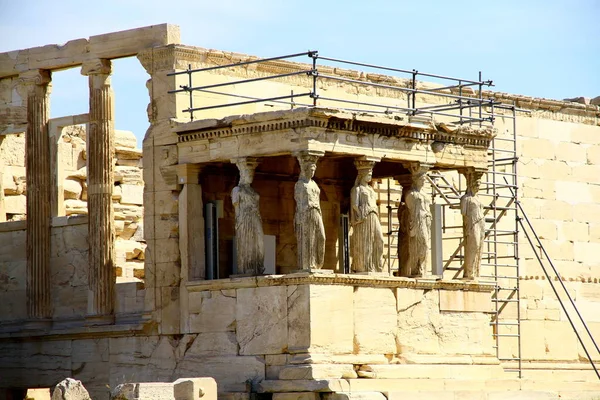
[1,24,599,399]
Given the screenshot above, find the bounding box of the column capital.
[458,167,487,178]
[231,157,260,169]
[81,58,112,76]
[354,156,380,172]
[293,150,325,162]
[176,163,202,185]
[19,69,51,87]
[403,161,433,176]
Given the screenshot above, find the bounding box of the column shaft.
[83,60,115,316]
[21,70,52,318]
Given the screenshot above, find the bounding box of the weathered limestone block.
[4,194,26,214]
[63,178,82,200]
[51,378,90,400]
[64,199,88,215]
[0,134,26,166]
[115,239,145,260]
[177,356,265,393]
[111,382,173,400]
[357,363,502,380]
[174,377,217,400]
[273,394,319,400]
[237,286,287,355]
[186,332,238,356]
[439,290,492,313]
[397,288,442,354]
[188,290,236,333]
[323,393,387,400]
[120,184,143,205]
[354,287,397,354]
[521,320,579,361]
[436,312,496,356]
[287,285,354,354]
[278,364,357,380]
[258,379,350,394]
[114,203,143,222]
[115,129,138,149]
[115,166,143,184]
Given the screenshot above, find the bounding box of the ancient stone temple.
[1,24,600,400]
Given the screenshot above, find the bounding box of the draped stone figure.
[403,163,432,277]
[397,183,410,277]
[460,170,485,279]
[350,159,384,273]
[231,158,265,275]
[294,151,325,270]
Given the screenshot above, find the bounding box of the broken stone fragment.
[63,178,83,200]
[51,378,91,400]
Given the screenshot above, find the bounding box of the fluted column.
[82,59,115,317]
[20,69,52,319]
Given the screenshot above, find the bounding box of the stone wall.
[0,215,145,323]
[0,278,499,399]
[0,126,146,282]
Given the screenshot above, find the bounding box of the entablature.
[173,107,495,170]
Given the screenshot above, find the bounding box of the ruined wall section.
[0,126,146,284]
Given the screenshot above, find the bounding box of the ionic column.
[82,59,115,317]
[20,69,52,319]
[460,168,486,280]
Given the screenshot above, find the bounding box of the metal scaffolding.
[168,50,497,126]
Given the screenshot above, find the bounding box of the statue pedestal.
[288,269,335,275]
[352,271,392,277]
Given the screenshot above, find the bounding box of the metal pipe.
[317,73,498,103]
[183,92,312,113]
[170,69,312,94]
[167,51,315,76]
[317,55,493,85]
[194,88,312,108]
[317,95,414,113]
[427,81,483,92]
[311,52,318,106]
[187,64,194,121]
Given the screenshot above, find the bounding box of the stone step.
[258,378,600,398]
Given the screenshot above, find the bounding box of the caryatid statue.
[350,158,384,273]
[460,169,485,279]
[402,163,432,277]
[294,151,326,270]
[231,158,265,275]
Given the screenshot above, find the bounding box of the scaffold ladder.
[428,104,522,376]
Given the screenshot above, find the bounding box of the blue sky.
[1,0,599,146]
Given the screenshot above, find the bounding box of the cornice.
[174,107,495,148]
